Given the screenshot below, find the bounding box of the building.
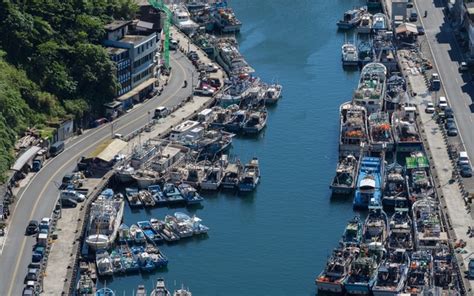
[391,0,408,26]
[104,20,159,109]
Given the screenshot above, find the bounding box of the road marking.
[5,54,191,295]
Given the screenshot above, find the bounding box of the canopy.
[12,146,41,171]
[395,23,418,35]
[90,139,127,163]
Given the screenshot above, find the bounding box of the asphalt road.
[415,1,474,160]
[0,50,195,295]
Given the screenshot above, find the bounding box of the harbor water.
[104,0,367,294]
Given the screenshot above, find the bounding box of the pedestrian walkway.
[399,49,474,291]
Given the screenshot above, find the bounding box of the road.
[415,1,474,160]
[0,50,195,295]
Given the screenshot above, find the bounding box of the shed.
[12,146,41,171]
[395,23,418,35]
[89,139,127,163]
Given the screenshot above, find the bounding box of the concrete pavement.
[0,49,196,296]
[414,1,474,170]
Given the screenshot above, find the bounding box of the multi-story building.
[103,20,159,111]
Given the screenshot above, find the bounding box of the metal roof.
[92,139,127,163]
[12,146,41,171]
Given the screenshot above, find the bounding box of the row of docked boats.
[316,198,455,295]
[88,278,191,296]
[337,6,388,33]
[118,212,209,244]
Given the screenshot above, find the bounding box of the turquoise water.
[104,0,366,294]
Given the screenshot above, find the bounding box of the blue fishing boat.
[342,215,363,246]
[118,223,133,245]
[130,224,146,244]
[343,256,378,295]
[238,158,260,192]
[137,221,163,244]
[178,183,204,205]
[224,110,248,133]
[372,249,410,296]
[353,157,383,210]
[148,185,167,205]
[162,183,185,204]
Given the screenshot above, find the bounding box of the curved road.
[0,50,195,295]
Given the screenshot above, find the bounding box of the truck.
[31,152,46,172]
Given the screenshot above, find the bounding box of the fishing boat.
[353,157,383,210]
[110,250,125,274]
[337,7,365,30]
[242,110,267,135]
[165,215,194,238]
[387,209,413,251]
[339,102,368,157]
[357,13,373,34]
[178,183,204,205]
[342,215,363,246]
[136,285,147,296]
[343,256,378,295]
[115,164,135,183]
[342,43,359,67]
[263,84,282,104]
[125,187,142,208]
[86,193,124,250]
[330,154,359,195]
[353,63,387,115]
[213,7,242,33]
[150,278,171,296]
[171,4,199,35]
[316,246,360,293]
[137,221,163,244]
[77,274,95,295]
[405,251,434,294]
[368,112,394,152]
[221,161,242,189]
[412,198,448,251]
[372,31,398,72]
[385,74,407,112]
[96,287,115,296]
[392,105,422,152]
[159,221,181,242]
[96,251,114,277]
[358,41,374,66]
[362,204,389,246]
[175,212,210,235]
[118,223,133,244]
[162,183,185,204]
[182,164,204,188]
[138,190,156,207]
[148,185,167,205]
[372,249,410,296]
[130,224,146,244]
[382,162,409,208]
[238,157,260,192]
[174,286,192,296]
[372,13,387,32]
[132,170,160,189]
[201,165,224,190]
[433,245,455,290]
[406,151,435,201]
[224,110,248,133]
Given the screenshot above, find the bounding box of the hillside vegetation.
[0,0,138,181]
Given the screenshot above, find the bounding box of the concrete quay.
[398,48,474,293]
[40,25,226,295]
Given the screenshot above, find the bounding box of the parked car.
[91,117,108,128]
[24,268,38,283]
[430,73,441,91]
[438,96,448,110]
[458,151,470,166]
[25,220,39,235]
[417,25,425,35]
[444,107,454,118]
[459,62,469,72]
[22,287,34,296]
[460,164,473,178]
[409,10,418,22]
[205,63,219,73]
[194,86,216,96]
[61,198,78,208]
[154,106,170,119]
[447,126,458,136]
[39,217,51,232]
[32,245,45,262]
[425,102,435,113]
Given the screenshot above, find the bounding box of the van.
[459,151,470,166]
[49,141,64,157]
[430,73,441,91]
[438,96,448,110]
[154,106,170,119]
[60,189,85,202]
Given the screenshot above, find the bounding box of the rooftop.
[121,35,148,44]
[106,47,127,55]
[104,20,132,32]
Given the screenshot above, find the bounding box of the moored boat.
[353,157,383,210]
[130,224,146,244]
[242,109,267,135]
[337,7,365,30]
[342,43,359,67]
[353,63,387,115]
[382,162,408,209]
[368,112,394,152]
[392,105,423,153]
[125,187,142,208]
[150,278,171,296]
[173,286,192,296]
[405,251,434,294]
[330,154,359,195]
[406,151,435,201]
[162,183,185,204]
[412,198,448,251]
[372,249,410,296]
[263,84,282,104]
[178,183,204,205]
[96,251,114,277]
[357,13,372,34]
[339,102,368,157]
[238,157,260,192]
[343,256,378,295]
[387,209,413,252]
[342,215,363,246]
[372,13,387,31]
[362,204,389,246]
[137,220,163,244]
[316,246,360,293]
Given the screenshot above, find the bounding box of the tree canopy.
[0,0,138,181]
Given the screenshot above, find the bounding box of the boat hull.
[330,185,354,195]
[344,283,372,295]
[316,280,345,293]
[337,22,357,30]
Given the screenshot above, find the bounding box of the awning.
[89,139,127,163]
[12,146,41,171]
[395,23,418,35]
[116,78,156,102]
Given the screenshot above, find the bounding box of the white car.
[425,102,435,113]
[194,86,216,96]
[459,151,470,166]
[438,96,448,110]
[206,63,219,73]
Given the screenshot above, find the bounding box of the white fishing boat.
[353,62,387,115]
[341,43,359,67]
[263,84,282,104]
[150,278,171,296]
[357,13,373,34]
